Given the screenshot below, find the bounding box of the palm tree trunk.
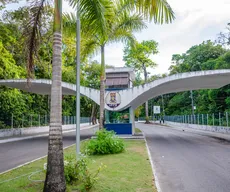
[99,44,105,129]
[43,0,66,191]
[143,65,150,123]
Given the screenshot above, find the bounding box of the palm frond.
[24,0,51,79]
[63,12,76,37]
[109,29,136,46]
[67,0,114,35]
[81,37,100,59]
[115,12,147,33]
[120,0,175,24]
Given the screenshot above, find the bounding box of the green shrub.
[64,155,79,184]
[44,155,105,191]
[86,129,125,155]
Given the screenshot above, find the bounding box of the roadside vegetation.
[0,139,156,192]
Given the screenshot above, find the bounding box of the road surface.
[0,128,95,173]
[139,123,230,192]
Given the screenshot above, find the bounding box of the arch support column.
[129,107,135,135]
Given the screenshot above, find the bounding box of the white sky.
[5,0,230,75]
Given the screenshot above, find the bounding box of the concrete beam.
[1,70,230,112]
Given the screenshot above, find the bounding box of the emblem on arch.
[105,92,121,108]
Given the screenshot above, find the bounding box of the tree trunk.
[99,44,105,129]
[91,102,95,125]
[93,105,99,125]
[143,66,150,124]
[43,0,66,191]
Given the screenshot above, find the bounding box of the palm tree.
[65,0,175,129]
[65,0,148,128]
[43,1,65,191]
[25,0,112,191]
[24,0,65,190]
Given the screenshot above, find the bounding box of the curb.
[143,133,162,192]
[0,125,98,144]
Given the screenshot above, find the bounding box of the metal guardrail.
[164,112,230,127]
[0,114,91,129]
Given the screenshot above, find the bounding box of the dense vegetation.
[134,37,230,118]
[0,6,101,128]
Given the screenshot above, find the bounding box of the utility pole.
[76,0,81,157]
[190,90,194,123]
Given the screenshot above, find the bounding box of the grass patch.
[135,128,142,133]
[0,140,156,192]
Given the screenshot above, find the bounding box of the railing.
[0,114,91,129]
[136,116,161,121]
[164,112,230,127]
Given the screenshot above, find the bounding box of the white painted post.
[11,113,13,128]
[129,107,135,135]
[212,113,214,126]
[22,115,24,128]
[45,114,47,126]
[39,114,40,127]
[219,112,221,126]
[226,112,228,127]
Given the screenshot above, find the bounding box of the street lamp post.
[76,0,81,157]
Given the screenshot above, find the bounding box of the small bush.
[86,129,125,155]
[64,155,79,184]
[44,155,105,191]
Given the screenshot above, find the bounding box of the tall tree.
[25,0,66,191]
[123,40,158,123]
[82,61,101,124]
[169,40,227,74]
[64,0,147,128]
[216,23,230,47]
[84,1,147,129]
[0,0,18,5]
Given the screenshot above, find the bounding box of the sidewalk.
[0,124,98,144]
[165,121,230,142]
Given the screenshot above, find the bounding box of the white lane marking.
[143,132,162,192]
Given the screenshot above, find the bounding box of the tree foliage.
[146,39,230,119]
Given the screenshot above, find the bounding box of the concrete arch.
[1,70,230,112]
[107,69,230,111]
[0,79,100,105]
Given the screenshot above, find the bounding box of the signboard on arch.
[153,106,160,114]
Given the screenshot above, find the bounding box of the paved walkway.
[138,123,230,192]
[0,125,98,173]
[0,124,98,143]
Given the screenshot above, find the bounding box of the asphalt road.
[139,123,230,192]
[0,128,96,173]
